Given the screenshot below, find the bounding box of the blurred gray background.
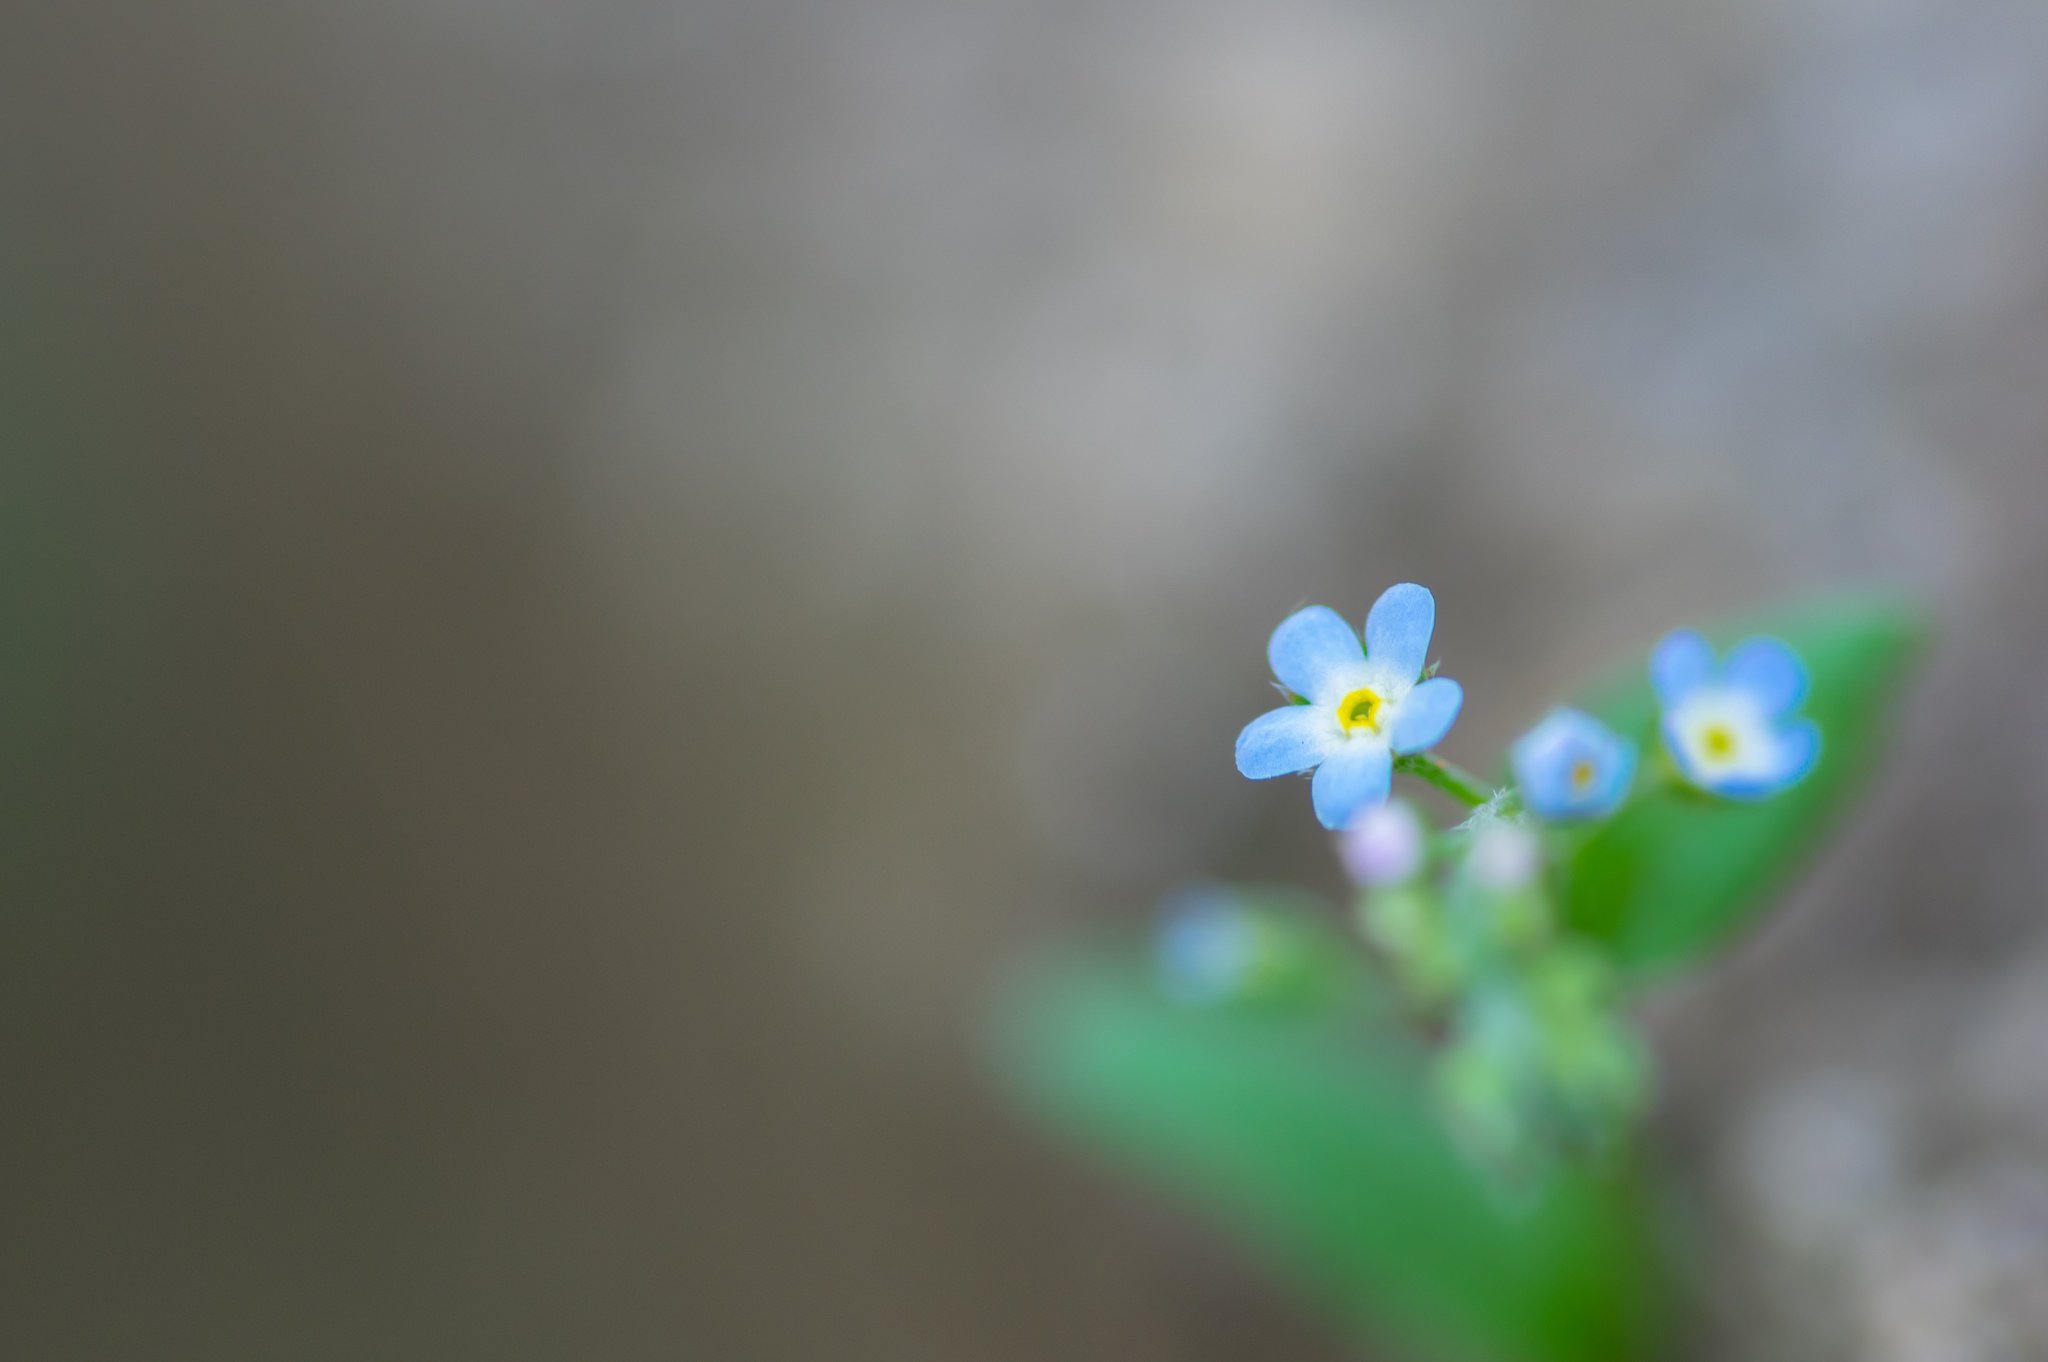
[4,1,2048,1358]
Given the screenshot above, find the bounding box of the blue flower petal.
[1235,705,1336,779]
[1267,605,1363,702]
[1589,737,1640,811]
[1364,583,1436,681]
[1725,637,1809,717]
[1770,717,1822,786]
[1659,710,1710,790]
[1388,676,1463,755]
[1311,742,1393,829]
[1650,629,1716,705]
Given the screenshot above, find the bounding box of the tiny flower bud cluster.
[1342,807,1646,1174]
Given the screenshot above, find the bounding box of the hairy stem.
[1394,752,1498,809]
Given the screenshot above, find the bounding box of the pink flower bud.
[1340,800,1425,887]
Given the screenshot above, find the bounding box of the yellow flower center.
[1337,687,1384,734]
[1702,723,1738,760]
[1570,759,1596,790]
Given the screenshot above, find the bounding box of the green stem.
[1394,752,1498,809]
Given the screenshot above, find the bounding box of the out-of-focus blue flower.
[1153,893,1260,1004]
[1651,630,1820,798]
[1510,708,1638,821]
[1235,583,1464,830]
[1339,799,1426,887]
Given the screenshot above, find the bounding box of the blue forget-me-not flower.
[1651,630,1820,798]
[1510,708,1637,822]
[1235,584,1464,829]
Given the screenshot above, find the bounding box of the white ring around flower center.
[1669,690,1778,778]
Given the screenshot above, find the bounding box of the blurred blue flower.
[1651,630,1820,798]
[1153,893,1260,1005]
[1510,708,1637,821]
[1235,584,1464,829]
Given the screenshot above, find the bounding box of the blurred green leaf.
[1564,596,1927,977]
[991,908,1660,1362]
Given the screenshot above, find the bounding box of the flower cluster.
[1206,584,1824,1173]
[1235,583,1819,825]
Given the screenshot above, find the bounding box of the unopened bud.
[1340,800,1425,887]
[1468,823,1541,893]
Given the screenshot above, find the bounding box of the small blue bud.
[1511,708,1637,822]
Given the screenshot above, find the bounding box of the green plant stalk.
[1395,753,1498,809]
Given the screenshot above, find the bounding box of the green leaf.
[990,909,1662,1362]
[1563,596,1927,977]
